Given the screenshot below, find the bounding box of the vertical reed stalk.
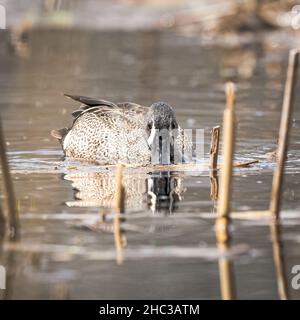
[0,204,5,231]
[270,221,288,300]
[217,82,236,220]
[114,163,125,215]
[218,242,236,300]
[269,50,299,219]
[0,206,5,261]
[0,116,20,240]
[215,83,236,299]
[114,163,125,264]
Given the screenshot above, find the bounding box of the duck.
[51,94,192,165]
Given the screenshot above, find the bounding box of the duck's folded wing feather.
[64,94,118,108]
[117,102,149,115]
[64,93,121,120]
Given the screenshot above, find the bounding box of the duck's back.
[62,103,151,164]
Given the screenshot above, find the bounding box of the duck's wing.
[64,94,118,108]
[64,93,120,119]
[64,94,149,123]
[117,102,149,116]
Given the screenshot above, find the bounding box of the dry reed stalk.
[0,210,5,260]
[210,174,219,201]
[233,160,259,167]
[218,241,236,300]
[217,82,236,220]
[0,116,20,240]
[72,159,257,173]
[114,163,125,214]
[269,49,299,219]
[144,161,256,170]
[0,203,5,231]
[114,213,124,265]
[270,221,288,300]
[114,163,125,264]
[209,126,220,201]
[210,126,220,170]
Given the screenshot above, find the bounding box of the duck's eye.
[147,122,152,131]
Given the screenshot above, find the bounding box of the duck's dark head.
[146,102,179,164]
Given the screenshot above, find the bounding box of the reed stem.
[270,221,288,300]
[209,126,220,201]
[215,83,236,299]
[210,126,220,171]
[0,115,20,240]
[217,82,236,219]
[114,163,125,264]
[218,241,236,300]
[269,49,299,219]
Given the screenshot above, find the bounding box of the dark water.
[0,28,300,299]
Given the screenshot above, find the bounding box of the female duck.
[51,94,191,165]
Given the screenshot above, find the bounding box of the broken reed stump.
[209,126,220,201]
[114,163,125,264]
[270,49,299,219]
[0,116,20,240]
[210,126,220,171]
[210,174,219,202]
[216,82,236,243]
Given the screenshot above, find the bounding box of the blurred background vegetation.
[2,0,300,33]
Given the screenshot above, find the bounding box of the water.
[0,27,300,299]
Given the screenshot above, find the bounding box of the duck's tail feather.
[50,127,69,141]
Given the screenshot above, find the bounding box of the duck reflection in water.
[64,170,186,214]
[147,171,185,214]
